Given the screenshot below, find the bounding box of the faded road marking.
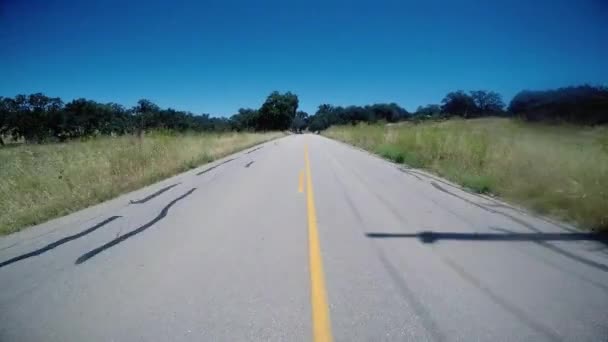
[304,144,333,342]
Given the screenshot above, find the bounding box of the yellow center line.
[304,144,333,342]
[299,169,305,193]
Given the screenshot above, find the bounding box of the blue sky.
[1,0,607,116]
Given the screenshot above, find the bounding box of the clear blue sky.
[1,0,607,116]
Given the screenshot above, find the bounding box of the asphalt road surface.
[1,134,607,341]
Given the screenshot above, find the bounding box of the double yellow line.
[303,145,333,342]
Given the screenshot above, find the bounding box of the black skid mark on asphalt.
[130,183,180,204]
[245,161,254,168]
[75,188,196,264]
[430,181,608,273]
[0,216,121,269]
[246,146,263,154]
[397,167,423,181]
[196,158,236,176]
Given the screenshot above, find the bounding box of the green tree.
[470,90,505,114]
[290,110,309,132]
[257,91,299,130]
[230,108,259,131]
[441,91,477,117]
[414,104,442,118]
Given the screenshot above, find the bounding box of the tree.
[257,91,299,130]
[290,111,308,132]
[230,108,259,131]
[470,90,505,114]
[367,103,409,122]
[441,91,477,117]
[414,104,442,117]
[509,85,608,124]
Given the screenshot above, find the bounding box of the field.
[324,118,608,231]
[0,131,282,235]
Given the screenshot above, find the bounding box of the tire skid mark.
[397,167,423,181]
[0,216,121,268]
[75,188,196,264]
[196,158,236,176]
[431,181,608,273]
[322,145,446,341]
[246,146,264,154]
[437,253,562,341]
[245,161,254,168]
[130,183,180,204]
[410,168,575,232]
[375,246,448,342]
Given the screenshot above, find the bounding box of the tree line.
[307,85,607,130]
[1,85,606,144]
[0,91,300,144]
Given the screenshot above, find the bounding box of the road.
[1,134,607,341]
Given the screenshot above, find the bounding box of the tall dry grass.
[325,118,608,231]
[0,131,282,235]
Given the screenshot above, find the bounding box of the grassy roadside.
[0,131,283,235]
[324,118,608,231]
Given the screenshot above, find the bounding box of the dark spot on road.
[75,188,196,264]
[196,158,236,176]
[130,183,180,204]
[246,146,263,154]
[0,216,121,269]
[245,161,254,168]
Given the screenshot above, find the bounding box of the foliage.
[413,104,442,119]
[257,91,299,131]
[0,91,299,143]
[290,111,309,132]
[308,103,410,131]
[325,118,608,231]
[440,90,505,118]
[0,131,283,235]
[508,85,608,124]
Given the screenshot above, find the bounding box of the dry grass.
[324,118,608,231]
[0,131,283,235]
